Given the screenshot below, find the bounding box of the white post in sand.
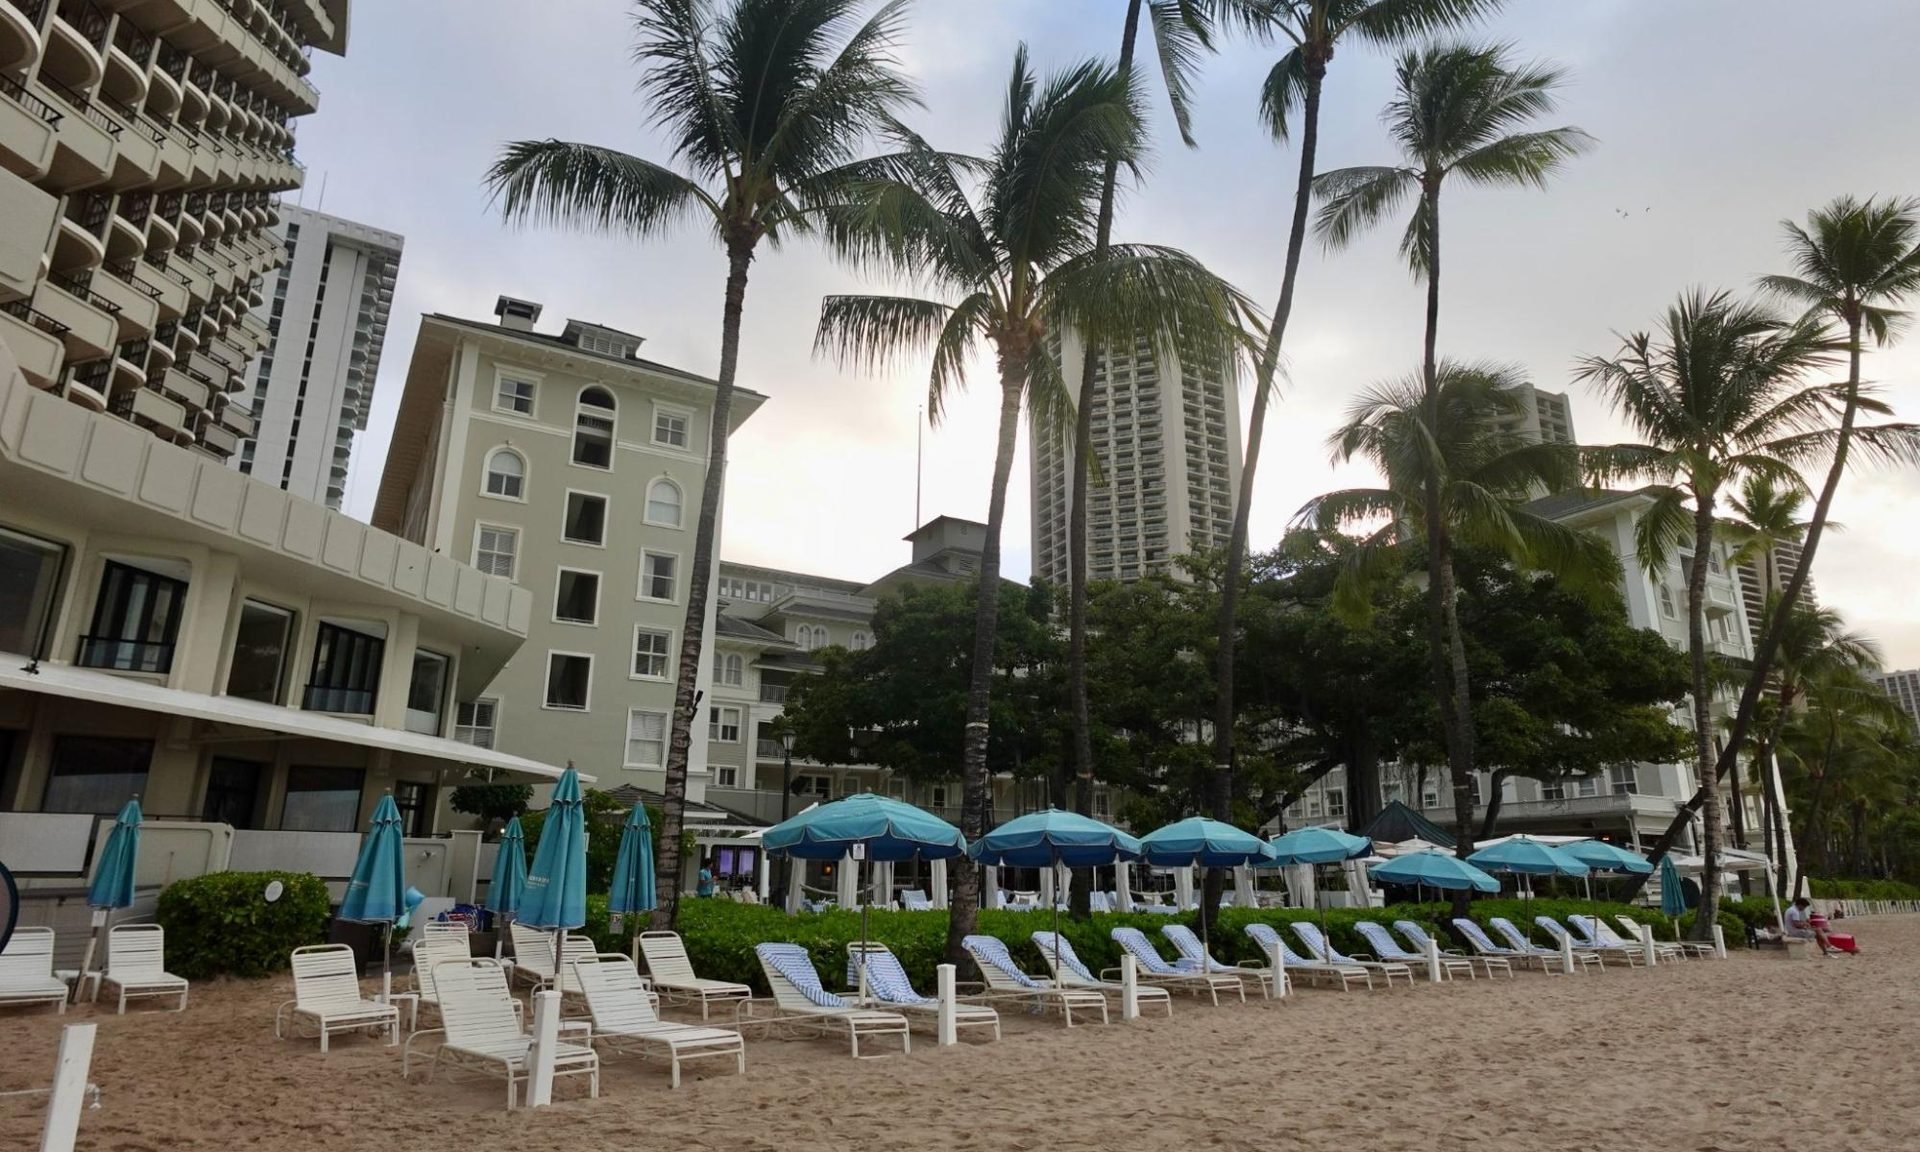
[528,989,560,1107]
[39,1023,94,1152]
[1639,924,1658,968]
[1269,938,1290,999]
[1712,924,1727,960]
[380,969,392,1005]
[756,851,770,903]
[1424,935,1443,984]
[931,858,949,909]
[1120,954,1139,1020]
[1559,933,1575,975]
[936,964,957,1046]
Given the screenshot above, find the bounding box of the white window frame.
[560,489,610,549]
[638,549,679,603]
[491,366,541,418]
[651,401,694,451]
[551,567,602,627]
[709,704,742,743]
[631,624,675,681]
[454,697,500,748]
[572,386,617,472]
[720,652,744,687]
[850,630,870,651]
[1325,787,1345,818]
[470,522,520,582]
[481,447,527,502]
[624,707,668,769]
[542,651,594,712]
[644,477,683,529]
[1657,582,1677,619]
[715,765,739,788]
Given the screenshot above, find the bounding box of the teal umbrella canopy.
[87,798,142,910]
[762,793,966,862]
[340,794,407,923]
[487,816,528,917]
[609,803,657,915]
[1561,838,1653,875]
[1139,817,1275,867]
[969,809,1142,868]
[1468,836,1590,877]
[1372,850,1500,893]
[1660,854,1688,919]
[1266,825,1371,866]
[521,768,588,930]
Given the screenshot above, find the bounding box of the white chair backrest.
[422,921,470,943]
[414,937,470,998]
[0,927,57,983]
[108,925,168,978]
[291,944,364,1009]
[577,954,663,1030]
[434,959,523,1047]
[556,937,599,993]
[638,931,698,984]
[509,923,556,977]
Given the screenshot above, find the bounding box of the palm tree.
[1308,42,1591,857]
[1207,0,1503,865]
[484,0,920,926]
[1296,362,1613,857]
[1780,663,1912,891]
[1576,289,1842,936]
[814,47,1253,961]
[1716,198,1920,784]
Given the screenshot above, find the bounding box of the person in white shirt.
[1784,897,1834,955]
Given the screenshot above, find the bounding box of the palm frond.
[814,292,954,387]
[485,140,714,236]
[1146,0,1216,147]
[1294,486,1404,534]
[631,0,737,181]
[1345,0,1507,45]
[926,291,995,423]
[1256,45,1311,142]
[1310,165,1417,253]
[1449,127,1595,189]
[1628,485,1690,576]
[1766,421,1920,471]
[755,0,922,190]
[1038,243,1262,373]
[1023,329,1078,436]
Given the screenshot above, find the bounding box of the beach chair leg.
[319,1023,329,1054]
[671,1056,681,1090]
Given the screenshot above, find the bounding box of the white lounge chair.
[576,954,745,1087]
[1243,923,1373,992]
[1451,918,1562,973]
[1616,915,1710,960]
[1159,925,1277,999]
[507,923,596,993]
[1395,920,1511,980]
[901,890,934,911]
[100,924,188,1013]
[1531,916,1623,970]
[962,935,1108,1026]
[0,927,69,1014]
[639,930,754,1020]
[405,958,598,1109]
[1291,922,1415,987]
[411,936,499,1030]
[1356,921,1475,982]
[847,943,1001,1041]
[276,944,399,1051]
[1561,916,1655,967]
[750,943,910,1057]
[1029,931,1174,1017]
[1110,927,1246,1006]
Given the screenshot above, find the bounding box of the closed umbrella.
[1139,818,1274,969]
[608,803,656,953]
[340,794,407,997]
[1266,825,1372,945]
[1659,853,1688,942]
[971,809,1141,977]
[521,767,588,993]
[80,798,143,997]
[488,816,528,920]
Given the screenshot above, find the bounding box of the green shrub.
[155,871,330,980]
[1809,877,1920,901]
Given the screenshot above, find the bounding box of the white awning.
[0,653,586,783]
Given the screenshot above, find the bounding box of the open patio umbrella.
[762,793,966,996]
[1371,849,1500,893]
[1560,838,1651,902]
[521,767,588,994]
[1266,825,1372,943]
[1140,818,1274,968]
[970,809,1142,977]
[80,797,143,996]
[340,793,407,997]
[1467,835,1588,917]
[608,803,656,951]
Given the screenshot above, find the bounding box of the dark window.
[305,622,384,714]
[0,526,66,658]
[42,736,152,815]
[78,561,187,673]
[201,757,264,829]
[281,765,364,832]
[405,650,449,736]
[562,492,607,546]
[545,653,591,710]
[394,780,433,837]
[554,570,598,625]
[572,387,614,468]
[225,600,294,703]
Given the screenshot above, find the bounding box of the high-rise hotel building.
[1030,328,1241,584]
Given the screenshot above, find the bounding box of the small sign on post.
[528,989,561,1107]
[935,963,957,1047]
[1119,954,1139,1020]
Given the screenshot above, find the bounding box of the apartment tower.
[1031,328,1241,584]
[234,202,401,509]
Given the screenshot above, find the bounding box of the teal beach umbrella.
[1266,825,1373,948]
[1139,817,1274,965]
[1371,849,1500,893]
[522,767,589,988]
[1660,853,1688,921]
[971,809,1141,975]
[609,803,657,932]
[81,798,143,987]
[340,794,407,986]
[487,816,528,921]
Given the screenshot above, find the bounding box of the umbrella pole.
[382,921,392,1004]
[1050,852,1061,981]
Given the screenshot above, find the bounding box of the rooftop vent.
[494,295,543,332]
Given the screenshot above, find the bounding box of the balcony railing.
[41,77,122,138]
[110,11,152,61]
[1,298,73,338]
[55,0,109,46]
[303,684,375,714]
[77,635,175,674]
[48,270,122,316]
[758,683,790,704]
[100,91,162,142]
[157,40,188,81]
[0,72,62,126]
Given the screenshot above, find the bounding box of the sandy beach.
[2,918,1914,1152]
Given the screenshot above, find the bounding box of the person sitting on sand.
[1785,897,1836,956]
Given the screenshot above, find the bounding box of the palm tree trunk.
[1476,768,1509,840]
[1687,496,1722,940]
[1064,0,1144,922]
[1210,52,1328,831]
[653,238,754,928]
[945,347,1029,965]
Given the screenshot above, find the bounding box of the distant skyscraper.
[1498,382,1576,445]
[234,205,402,509]
[1873,668,1920,728]
[1736,540,1815,646]
[1031,329,1241,584]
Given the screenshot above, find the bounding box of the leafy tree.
[485,0,920,927]
[1780,666,1914,889]
[1308,42,1591,871]
[448,783,533,836]
[813,47,1249,962]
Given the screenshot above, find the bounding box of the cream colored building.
[372,297,764,806]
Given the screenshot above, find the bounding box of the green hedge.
[155,871,331,980]
[599,897,1684,993]
[1809,878,1920,901]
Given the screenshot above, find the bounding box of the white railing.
[1821,899,1920,918]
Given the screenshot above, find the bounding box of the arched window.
[722,653,743,686]
[645,478,682,528]
[572,387,615,468]
[852,631,871,651]
[483,448,525,499]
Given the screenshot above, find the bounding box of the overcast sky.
[304,1,1920,668]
